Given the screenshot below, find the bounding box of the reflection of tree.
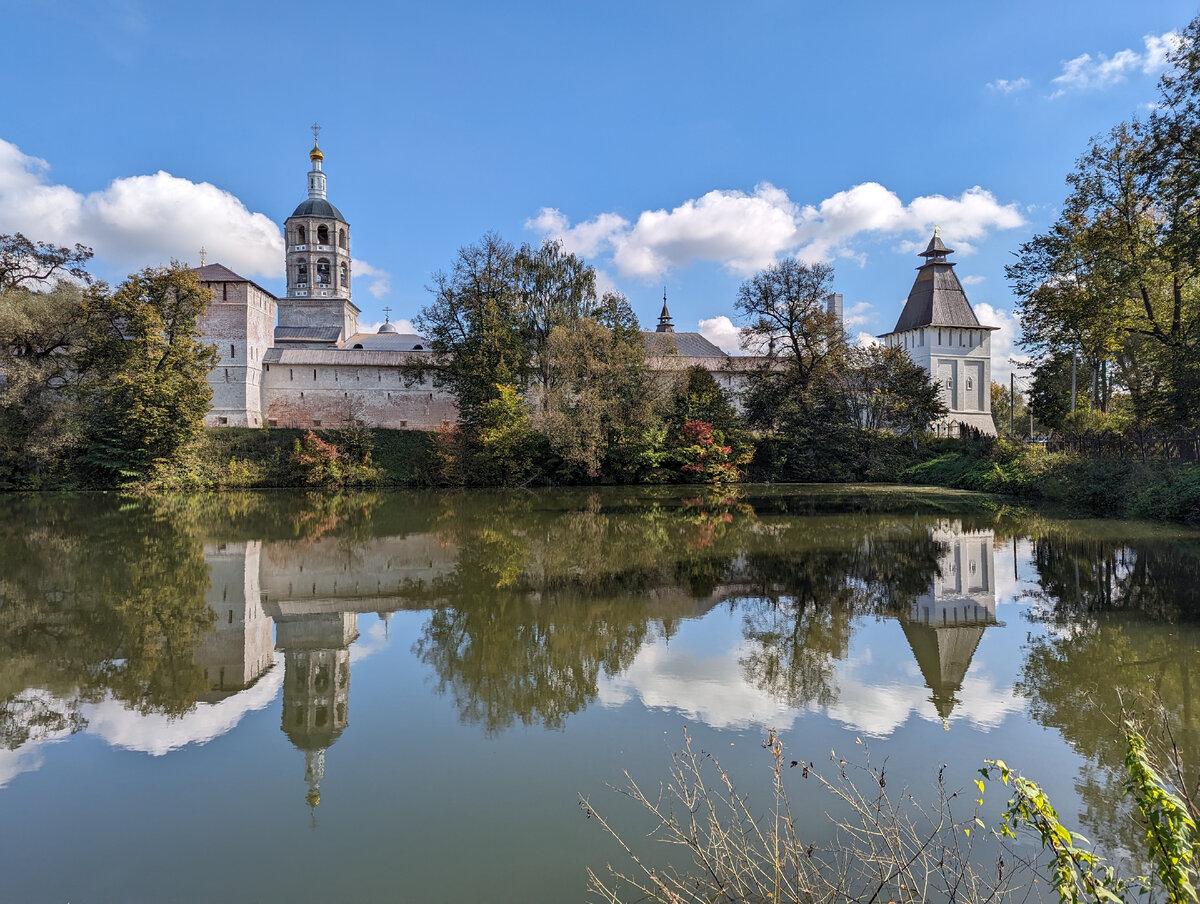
[738,520,945,709]
[0,495,214,747]
[413,490,757,733]
[1019,532,1200,868]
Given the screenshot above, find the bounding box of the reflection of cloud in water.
[599,640,804,731]
[349,618,391,664]
[599,616,1022,737]
[82,655,284,756]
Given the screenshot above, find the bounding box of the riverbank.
[119,427,1200,526]
[899,437,1200,524]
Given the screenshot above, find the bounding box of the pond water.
[0,486,1196,903]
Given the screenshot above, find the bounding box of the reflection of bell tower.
[899,523,999,720]
[272,608,358,814]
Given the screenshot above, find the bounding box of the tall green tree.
[838,344,946,435]
[735,259,845,432]
[0,281,101,486]
[417,232,528,428]
[1010,19,1200,430]
[76,264,218,483]
[532,292,662,477]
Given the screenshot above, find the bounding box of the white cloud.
[974,302,1030,386]
[698,315,743,354]
[961,274,986,286]
[0,137,283,279]
[1050,31,1182,98]
[854,331,882,348]
[352,258,392,299]
[1142,31,1185,73]
[524,208,630,259]
[531,183,1024,280]
[843,300,872,329]
[986,77,1030,93]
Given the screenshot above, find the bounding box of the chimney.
[824,293,843,328]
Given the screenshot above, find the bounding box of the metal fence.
[1044,428,1200,462]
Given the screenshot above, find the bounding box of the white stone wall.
[261,350,459,430]
[199,280,277,427]
[885,326,996,436]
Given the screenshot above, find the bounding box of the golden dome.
[309,143,324,162]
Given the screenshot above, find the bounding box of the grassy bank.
[159,426,441,490]
[150,427,1200,525]
[900,437,1200,524]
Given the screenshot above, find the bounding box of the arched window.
[339,261,348,287]
[317,224,329,245]
[316,258,331,285]
[295,225,306,244]
[296,258,308,285]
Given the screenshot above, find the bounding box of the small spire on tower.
[382,305,392,323]
[656,287,675,333]
[198,246,206,267]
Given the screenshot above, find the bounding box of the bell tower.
[277,125,359,345]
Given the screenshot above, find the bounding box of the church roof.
[193,263,245,282]
[275,325,342,344]
[290,198,346,221]
[191,263,277,300]
[642,331,728,357]
[886,233,996,335]
[343,331,428,350]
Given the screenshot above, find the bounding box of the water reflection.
[0,488,1196,870]
[898,525,999,721]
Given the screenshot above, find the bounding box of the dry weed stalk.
[581,728,1026,904]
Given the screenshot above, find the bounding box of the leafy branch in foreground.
[984,723,1197,904]
[581,728,1013,904]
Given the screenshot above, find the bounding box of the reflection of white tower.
[900,523,999,720]
[196,541,275,701]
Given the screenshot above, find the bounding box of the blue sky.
[3,0,1195,380]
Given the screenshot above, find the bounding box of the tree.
[0,233,93,291]
[735,259,845,432]
[417,232,529,428]
[839,344,946,435]
[0,281,103,486]
[532,292,662,477]
[76,264,218,482]
[1009,19,1200,431]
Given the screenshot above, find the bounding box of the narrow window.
[338,228,347,249]
[222,283,228,301]
[296,225,306,244]
[340,262,347,287]
[316,258,331,285]
[231,344,236,359]
[314,369,317,380]
[317,224,329,245]
[289,369,293,381]
[296,259,308,285]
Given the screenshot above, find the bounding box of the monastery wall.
[261,349,458,430]
[199,280,276,427]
